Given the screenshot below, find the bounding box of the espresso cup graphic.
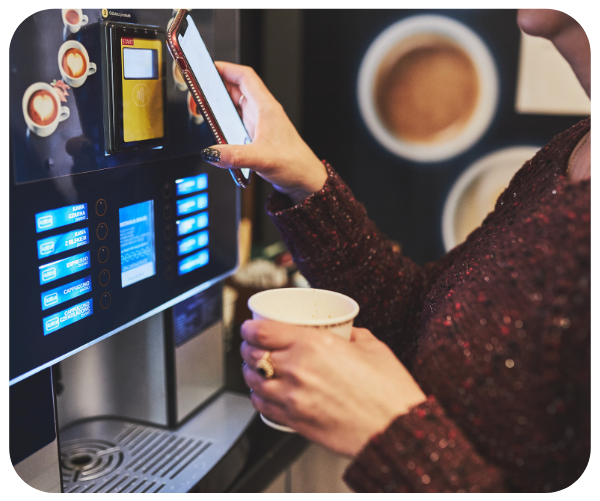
[22,82,70,137]
[188,91,205,125]
[62,8,88,33]
[58,41,96,88]
[357,15,499,163]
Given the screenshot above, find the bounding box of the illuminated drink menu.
[35,204,88,233]
[119,200,156,287]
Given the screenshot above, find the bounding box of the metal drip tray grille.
[61,423,211,493]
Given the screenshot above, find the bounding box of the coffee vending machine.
[9,9,256,493]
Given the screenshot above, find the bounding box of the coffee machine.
[9,9,255,493]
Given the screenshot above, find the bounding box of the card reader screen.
[119,200,156,287]
[123,48,158,79]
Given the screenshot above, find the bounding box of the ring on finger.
[255,351,275,379]
[238,94,245,106]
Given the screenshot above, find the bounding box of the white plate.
[442,146,541,251]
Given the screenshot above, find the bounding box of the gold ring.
[255,351,275,379]
[238,94,245,107]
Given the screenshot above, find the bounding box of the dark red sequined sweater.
[266,118,590,492]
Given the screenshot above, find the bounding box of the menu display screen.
[176,193,208,217]
[175,174,208,196]
[38,251,91,285]
[176,212,208,237]
[43,299,93,336]
[35,204,88,233]
[37,228,89,259]
[178,231,209,257]
[41,276,92,311]
[178,249,209,276]
[119,200,156,288]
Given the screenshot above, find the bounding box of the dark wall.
[243,10,585,265]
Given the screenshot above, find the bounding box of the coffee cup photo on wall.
[357,15,499,163]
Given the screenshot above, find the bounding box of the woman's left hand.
[240,320,427,458]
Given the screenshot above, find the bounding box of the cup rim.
[22,82,62,129]
[247,288,360,326]
[441,145,541,251]
[357,14,499,163]
[62,8,83,25]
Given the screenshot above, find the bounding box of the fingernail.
[201,147,220,163]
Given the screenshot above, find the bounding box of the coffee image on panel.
[22,82,70,137]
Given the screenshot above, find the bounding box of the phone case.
[166,9,251,188]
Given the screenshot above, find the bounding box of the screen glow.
[119,200,156,287]
[123,48,158,79]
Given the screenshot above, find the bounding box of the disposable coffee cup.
[58,41,96,88]
[62,9,88,34]
[22,82,70,138]
[248,288,360,432]
[357,15,499,163]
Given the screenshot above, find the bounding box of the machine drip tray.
[59,391,256,493]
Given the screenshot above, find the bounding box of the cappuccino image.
[375,36,479,144]
[28,89,58,126]
[62,48,87,78]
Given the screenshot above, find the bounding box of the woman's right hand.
[202,62,328,205]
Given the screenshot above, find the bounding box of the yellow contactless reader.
[102,22,167,154]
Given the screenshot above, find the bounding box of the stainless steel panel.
[13,439,62,493]
[57,312,168,428]
[175,321,224,423]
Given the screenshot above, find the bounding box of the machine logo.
[37,215,53,230]
[45,316,60,332]
[42,268,57,282]
[39,241,55,255]
[132,84,151,107]
[43,292,59,307]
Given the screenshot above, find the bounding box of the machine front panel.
[10,9,239,384]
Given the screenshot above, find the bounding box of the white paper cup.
[22,82,70,137]
[62,9,88,34]
[357,15,499,163]
[58,41,96,88]
[248,288,360,432]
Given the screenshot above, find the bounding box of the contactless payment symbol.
[132,84,151,107]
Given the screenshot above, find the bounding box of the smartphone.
[167,10,252,187]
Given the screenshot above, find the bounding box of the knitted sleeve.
[266,162,471,368]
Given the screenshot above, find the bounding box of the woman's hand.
[240,320,427,458]
[202,62,327,205]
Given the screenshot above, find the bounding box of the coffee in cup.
[357,15,499,162]
[62,8,88,34]
[22,82,70,137]
[374,34,479,145]
[58,41,97,88]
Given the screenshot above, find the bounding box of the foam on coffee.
[62,48,87,78]
[374,34,479,144]
[28,89,58,126]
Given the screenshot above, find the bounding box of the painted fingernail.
[201,147,220,162]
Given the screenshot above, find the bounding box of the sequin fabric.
[266,118,590,492]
